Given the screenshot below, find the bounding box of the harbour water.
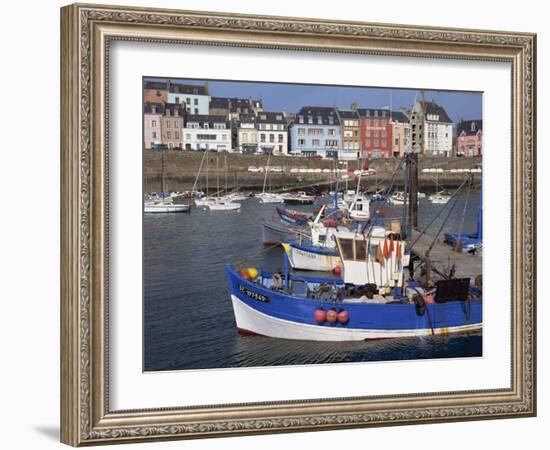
[143,193,482,372]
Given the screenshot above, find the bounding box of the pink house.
[455,119,482,157]
[144,102,164,149]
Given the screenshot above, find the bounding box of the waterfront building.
[410,100,453,156]
[143,81,167,104]
[144,102,164,149]
[337,109,361,159]
[455,119,482,157]
[390,111,411,157]
[256,111,288,155]
[357,108,393,159]
[166,81,210,115]
[289,106,342,158]
[160,103,184,149]
[229,98,263,120]
[237,114,258,154]
[209,97,231,116]
[183,115,231,152]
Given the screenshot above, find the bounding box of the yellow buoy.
[247,267,259,280]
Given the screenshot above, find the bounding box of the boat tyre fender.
[315,284,332,301]
[414,294,427,316]
[272,273,283,289]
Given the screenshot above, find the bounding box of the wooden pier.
[409,230,482,281]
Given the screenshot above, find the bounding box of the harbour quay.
[144,150,482,193]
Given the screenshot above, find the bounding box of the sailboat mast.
[407,152,418,229]
[262,154,270,194]
[216,154,220,198]
[224,154,228,194]
[205,150,209,196]
[160,148,166,194]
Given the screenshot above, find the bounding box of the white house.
[410,100,453,156]
[237,114,258,154]
[256,111,288,155]
[183,115,231,152]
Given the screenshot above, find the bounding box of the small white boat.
[257,192,284,204]
[207,198,241,211]
[389,191,406,205]
[348,195,371,221]
[226,193,249,202]
[429,191,451,204]
[144,200,190,213]
[194,196,216,207]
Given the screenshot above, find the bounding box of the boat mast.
[262,154,270,194]
[407,152,419,230]
[160,147,166,194]
[216,154,220,198]
[205,150,209,196]
[191,149,208,195]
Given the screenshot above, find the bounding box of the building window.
[261,134,266,143]
[174,121,179,128]
[382,129,386,137]
[366,139,370,146]
[374,139,379,146]
[175,132,179,139]
[297,128,305,135]
[222,134,227,141]
[382,140,386,147]
[298,116,304,124]
[151,120,157,127]
[298,139,306,146]
[328,129,336,136]
[317,116,323,124]
[374,119,379,127]
[242,133,248,141]
[374,130,379,137]
[185,133,191,140]
[194,108,199,114]
[307,116,313,124]
[269,134,275,143]
[186,98,191,104]
[167,131,171,139]
[278,134,284,143]
[166,122,171,128]
[312,139,320,146]
[175,97,180,104]
[194,98,198,105]
[152,132,157,139]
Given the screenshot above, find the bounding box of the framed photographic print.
[60,3,536,446]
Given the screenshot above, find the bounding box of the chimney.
[204,81,209,94]
[166,79,171,92]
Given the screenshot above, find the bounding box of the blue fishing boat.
[226,235,482,341]
[444,185,482,253]
[276,206,312,226]
[226,154,482,342]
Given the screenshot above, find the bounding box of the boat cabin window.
[338,238,355,261]
[337,237,369,262]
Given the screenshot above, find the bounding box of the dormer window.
[471,122,476,132]
[166,109,171,117]
[276,115,282,120]
[298,115,304,124]
[317,116,323,124]
[308,116,313,124]
[374,110,378,117]
[260,114,266,120]
[151,106,157,114]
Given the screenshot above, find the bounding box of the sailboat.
[429,170,451,204]
[194,150,216,207]
[207,154,241,211]
[257,155,284,204]
[144,148,190,213]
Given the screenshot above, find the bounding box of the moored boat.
[144,200,190,213]
[262,221,305,245]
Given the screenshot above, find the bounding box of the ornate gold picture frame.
[60,3,536,446]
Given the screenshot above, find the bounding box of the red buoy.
[314,309,326,324]
[337,310,349,325]
[326,309,338,324]
[333,265,342,275]
[240,269,252,281]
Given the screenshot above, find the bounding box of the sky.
[145,77,482,123]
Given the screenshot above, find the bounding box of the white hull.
[194,197,215,207]
[283,244,341,271]
[144,203,190,213]
[208,201,241,211]
[231,295,481,341]
[429,197,450,204]
[349,211,370,221]
[258,194,284,204]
